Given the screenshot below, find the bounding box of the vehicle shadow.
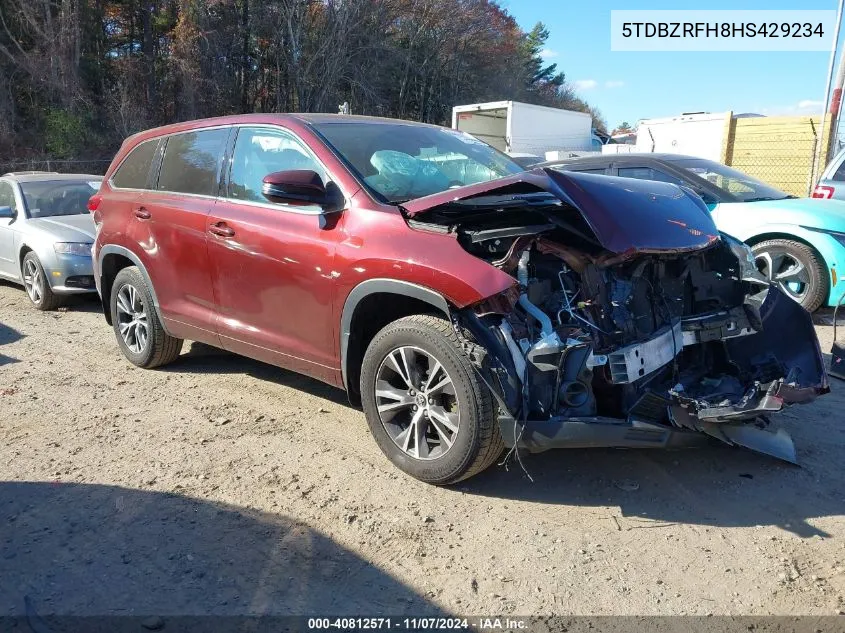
[462,383,845,539]
[813,307,844,326]
[0,320,23,366]
[0,481,444,620]
[59,293,103,313]
[0,279,101,313]
[165,342,352,408]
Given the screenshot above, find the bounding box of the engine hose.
[517,249,554,336]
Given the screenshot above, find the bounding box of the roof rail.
[2,171,60,177]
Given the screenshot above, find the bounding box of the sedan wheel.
[21,252,61,310]
[752,239,828,312]
[23,258,43,304]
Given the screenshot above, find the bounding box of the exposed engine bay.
[405,170,828,462]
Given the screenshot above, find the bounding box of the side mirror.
[261,170,344,213]
[0,206,13,219]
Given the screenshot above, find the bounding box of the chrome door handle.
[134,207,151,220]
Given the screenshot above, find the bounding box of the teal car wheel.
[752,239,828,312]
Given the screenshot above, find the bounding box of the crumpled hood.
[26,214,95,242]
[402,168,721,254]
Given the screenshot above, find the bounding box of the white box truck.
[452,101,596,159]
[633,112,730,160]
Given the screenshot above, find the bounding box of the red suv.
[92,114,826,484]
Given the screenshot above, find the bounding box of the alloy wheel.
[755,248,810,303]
[116,284,149,354]
[23,259,43,304]
[375,346,460,460]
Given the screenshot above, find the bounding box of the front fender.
[18,237,60,283]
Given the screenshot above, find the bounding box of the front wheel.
[752,239,828,312]
[22,252,61,311]
[360,314,503,485]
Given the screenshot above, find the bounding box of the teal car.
[543,153,845,312]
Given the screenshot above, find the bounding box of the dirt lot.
[1,279,844,618]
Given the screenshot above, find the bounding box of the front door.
[206,125,343,383]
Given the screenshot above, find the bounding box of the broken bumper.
[498,286,828,463]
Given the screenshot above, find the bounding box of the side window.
[112,139,159,189]
[832,158,845,182]
[572,167,609,175]
[228,127,324,203]
[617,166,683,185]
[157,129,229,196]
[0,181,17,212]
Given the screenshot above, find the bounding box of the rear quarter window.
[157,129,229,196]
[111,139,159,189]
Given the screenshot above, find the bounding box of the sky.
[502,0,845,131]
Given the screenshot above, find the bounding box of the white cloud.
[605,80,625,89]
[759,99,826,116]
[540,48,559,59]
[574,79,598,91]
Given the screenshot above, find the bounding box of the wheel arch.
[341,279,451,405]
[18,243,54,286]
[744,231,820,252]
[18,243,32,273]
[98,245,169,331]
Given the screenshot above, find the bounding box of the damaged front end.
[406,170,829,463]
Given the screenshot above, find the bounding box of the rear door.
[137,127,230,342]
[206,125,342,382]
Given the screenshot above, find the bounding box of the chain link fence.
[723,116,829,197]
[0,159,112,176]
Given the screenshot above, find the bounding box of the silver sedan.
[0,172,102,310]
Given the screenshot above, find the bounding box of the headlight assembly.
[53,242,93,256]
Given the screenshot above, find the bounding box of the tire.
[22,251,61,311]
[110,266,183,368]
[752,239,828,312]
[360,314,503,485]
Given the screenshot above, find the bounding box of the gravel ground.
[1,279,844,618]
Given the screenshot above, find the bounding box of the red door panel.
[132,191,219,344]
[207,199,339,383]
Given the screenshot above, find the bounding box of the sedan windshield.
[311,121,523,203]
[21,180,101,218]
[669,158,791,202]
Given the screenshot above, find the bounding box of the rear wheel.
[752,239,828,312]
[22,252,61,311]
[360,314,503,485]
[110,266,183,368]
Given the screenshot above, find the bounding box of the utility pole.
[830,40,845,154]
[812,0,845,186]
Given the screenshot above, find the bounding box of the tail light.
[87,194,102,212]
[812,185,835,199]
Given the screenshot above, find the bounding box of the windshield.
[311,121,523,203]
[21,180,101,218]
[669,158,790,202]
